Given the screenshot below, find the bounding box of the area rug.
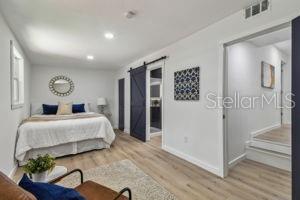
[58,160,177,200]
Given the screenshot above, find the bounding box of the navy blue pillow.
[72,104,85,113]
[42,104,58,115]
[19,174,85,200]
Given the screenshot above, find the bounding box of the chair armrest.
[113,187,132,200]
[49,169,83,184]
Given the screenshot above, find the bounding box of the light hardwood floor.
[15,132,291,200]
[254,126,291,146]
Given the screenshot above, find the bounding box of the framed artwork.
[261,61,275,89]
[174,66,200,101]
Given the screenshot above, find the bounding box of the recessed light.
[87,55,94,60]
[104,32,114,39]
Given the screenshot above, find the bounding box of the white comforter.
[15,112,115,161]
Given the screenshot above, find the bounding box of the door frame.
[292,16,300,200]
[146,63,165,146]
[280,60,286,125]
[220,19,292,177]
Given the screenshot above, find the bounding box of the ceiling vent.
[245,0,270,19]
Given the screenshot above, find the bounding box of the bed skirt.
[18,139,110,166]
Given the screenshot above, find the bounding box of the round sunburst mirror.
[49,75,74,97]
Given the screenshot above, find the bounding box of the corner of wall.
[8,164,18,179]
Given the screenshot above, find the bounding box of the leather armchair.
[50,169,132,200]
[0,169,132,200]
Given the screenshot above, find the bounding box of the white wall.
[30,65,116,126]
[227,42,287,163]
[0,13,31,176]
[114,0,300,176]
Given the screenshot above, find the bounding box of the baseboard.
[228,153,246,168]
[162,145,221,177]
[9,164,18,179]
[251,123,281,138]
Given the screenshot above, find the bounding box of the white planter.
[32,171,47,182]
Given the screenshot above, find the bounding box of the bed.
[15,112,115,165]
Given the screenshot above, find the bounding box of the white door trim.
[219,17,293,178]
[146,62,165,148]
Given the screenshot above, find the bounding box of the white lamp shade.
[97,97,107,106]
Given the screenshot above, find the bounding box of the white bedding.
[15,112,115,162]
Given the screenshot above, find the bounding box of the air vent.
[261,0,269,11]
[252,4,260,16]
[245,7,251,19]
[245,0,270,19]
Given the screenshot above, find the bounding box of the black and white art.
[174,67,200,101]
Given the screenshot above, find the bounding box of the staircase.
[246,137,291,171]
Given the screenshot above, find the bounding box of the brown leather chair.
[0,171,36,200]
[50,169,131,200]
[0,170,131,200]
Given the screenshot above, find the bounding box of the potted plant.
[23,154,56,182]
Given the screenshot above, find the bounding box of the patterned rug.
[58,160,177,200]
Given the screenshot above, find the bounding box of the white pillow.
[84,102,91,112]
[30,103,43,115]
[73,101,91,112]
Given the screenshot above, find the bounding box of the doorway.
[223,24,292,176]
[149,68,162,136]
[146,64,164,143]
[118,78,125,131]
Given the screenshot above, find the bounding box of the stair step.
[249,139,291,155]
[247,146,290,158]
[246,146,291,171]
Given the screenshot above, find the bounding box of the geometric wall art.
[174,66,200,101]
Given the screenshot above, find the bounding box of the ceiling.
[248,27,292,55]
[0,0,257,69]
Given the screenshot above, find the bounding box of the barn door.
[130,66,147,142]
[292,16,300,200]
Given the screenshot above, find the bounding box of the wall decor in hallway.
[174,67,200,100]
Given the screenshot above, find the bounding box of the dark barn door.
[130,66,147,142]
[118,79,125,131]
[292,16,300,200]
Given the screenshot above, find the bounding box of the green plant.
[23,154,55,174]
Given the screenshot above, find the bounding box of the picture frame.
[174,66,200,101]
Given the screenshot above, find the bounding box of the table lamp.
[97,97,107,113]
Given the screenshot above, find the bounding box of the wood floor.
[254,126,291,146]
[15,132,291,200]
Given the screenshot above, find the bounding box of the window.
[10,41,24,109]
